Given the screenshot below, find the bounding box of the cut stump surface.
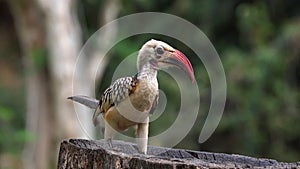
[57,139,300,169]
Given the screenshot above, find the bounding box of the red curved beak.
[163,49,195,83]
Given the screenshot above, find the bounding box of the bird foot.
[106,138,113,148]
[106,138,121,152]
[111,147,122,152]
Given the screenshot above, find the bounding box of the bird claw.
[111,147,122,152]
[106,138,121,152]
[106,138,113,148]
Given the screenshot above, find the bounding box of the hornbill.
[68,39,194,154]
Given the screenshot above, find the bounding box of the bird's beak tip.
[173,49,195,83]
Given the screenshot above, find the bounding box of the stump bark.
[57,139,299,169]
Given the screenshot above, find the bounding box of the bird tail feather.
[67,95,99,109]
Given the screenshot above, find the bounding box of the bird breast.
[130,79,158,113]
[114,79,158,124]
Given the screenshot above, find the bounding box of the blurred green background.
[0,0,299,168]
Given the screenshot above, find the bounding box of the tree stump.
[57,139,299,169]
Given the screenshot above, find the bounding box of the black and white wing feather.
[92,75,138,126]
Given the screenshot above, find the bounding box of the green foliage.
[29,48,48,70]
[221,43,300,161]
[201,1,300,161]
[0,86,31,154]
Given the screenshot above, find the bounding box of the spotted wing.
[92,75,138,126]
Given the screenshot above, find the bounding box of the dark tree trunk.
[57,139,300,169]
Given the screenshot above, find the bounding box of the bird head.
[137,39,194,83]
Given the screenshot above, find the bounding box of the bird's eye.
[155,46,164,55]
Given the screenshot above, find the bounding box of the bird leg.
[136,117,149,154]
[104,121,122,152]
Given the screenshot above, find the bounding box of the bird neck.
[137,62,158,82]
